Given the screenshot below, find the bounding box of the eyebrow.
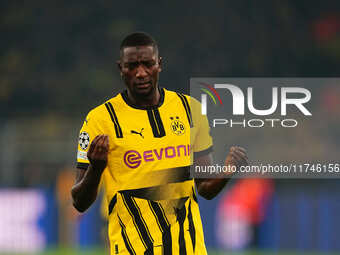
[125,55,156,62]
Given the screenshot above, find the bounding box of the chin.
[135,86,155,97]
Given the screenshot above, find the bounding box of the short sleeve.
[190,97,213,158]
[76,111,99,169]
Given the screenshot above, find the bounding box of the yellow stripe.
[118,215,136,255]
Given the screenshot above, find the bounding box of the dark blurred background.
[0,1,340,254]
[2,1,340,118]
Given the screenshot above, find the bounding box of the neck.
[127,87,161,108]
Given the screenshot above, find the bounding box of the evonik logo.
[124,144,190,169]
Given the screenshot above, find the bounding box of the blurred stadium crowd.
[0,1,340,254]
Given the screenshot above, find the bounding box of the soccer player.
[71,32,248,255]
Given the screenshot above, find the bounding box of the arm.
[194,146,248,200]
[71,135,109,212]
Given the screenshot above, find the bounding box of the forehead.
[121,46,157,62]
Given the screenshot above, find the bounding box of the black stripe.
[175,205,187,255]
[187,201,196,252]
[147,109,159,137]
[105,102,123,138]
[177,93,193,128]
[76,162,89,170]
[118,214,136,255]
[107,102,123,138]
[192,187,198,203]
[120,185,171,201]
[119,166,192,200]
[148,201,172,255]
[147,109,166,138]
[153,109,166,136]
[108,194,117,215]
[181,94,193,128]
[105,103,119,137]
[121,194,154,254]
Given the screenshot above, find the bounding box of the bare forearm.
[194,147,248,200]
[71,165,102,212]
[196,178,231,200]
[194,153,230,200]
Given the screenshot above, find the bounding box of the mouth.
[135,81,152,89]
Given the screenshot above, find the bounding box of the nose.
[136,64,148,78]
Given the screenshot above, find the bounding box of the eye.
[142,60,156,68]
[125,62,139,70]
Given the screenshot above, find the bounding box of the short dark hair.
[120,32,158,57]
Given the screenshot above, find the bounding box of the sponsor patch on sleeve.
[77,150,88,161]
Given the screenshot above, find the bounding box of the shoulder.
[85,93,123,121]
[163,88,201,107]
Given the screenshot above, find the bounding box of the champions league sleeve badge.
[78,131,90,150]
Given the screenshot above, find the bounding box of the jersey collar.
[120,87,165,110]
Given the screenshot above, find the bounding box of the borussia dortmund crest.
[170,116,185,135]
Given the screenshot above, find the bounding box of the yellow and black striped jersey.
[76,88,213,255]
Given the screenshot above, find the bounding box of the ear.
[116,60,123,76]
[117,60,122,71]
[158,56,162,72]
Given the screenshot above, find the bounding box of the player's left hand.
[225,146,248,169]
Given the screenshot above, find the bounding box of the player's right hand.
[87,134,109,173]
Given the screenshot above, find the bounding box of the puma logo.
[131,128,144,138]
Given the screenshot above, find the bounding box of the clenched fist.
[225,146,248,169]
[87,134,109,172]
